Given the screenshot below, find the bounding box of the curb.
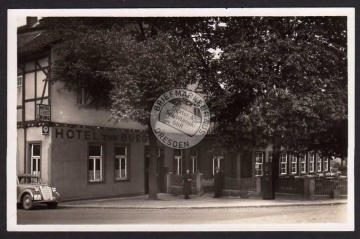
[59,201,347,210]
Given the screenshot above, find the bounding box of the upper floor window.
[255,152,264,176]
[17,75,23,87]
[17,76,23,106]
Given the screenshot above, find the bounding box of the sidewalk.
[60,193,347,209]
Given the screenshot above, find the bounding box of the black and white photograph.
[7,8,354,231]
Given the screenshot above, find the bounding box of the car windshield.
[18,176,41,184]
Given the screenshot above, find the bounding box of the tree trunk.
[272,146,280,180]
[147,126,158,200]
[271,145,281,199]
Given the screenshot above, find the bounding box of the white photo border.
[7,8,355,232]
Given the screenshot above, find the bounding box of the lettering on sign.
[54,128,148,143]
[37,104,51,122]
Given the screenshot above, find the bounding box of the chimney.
[26,17,38,27]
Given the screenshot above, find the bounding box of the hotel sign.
[37,104,51,122]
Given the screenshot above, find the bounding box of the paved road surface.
[17,204,347,224]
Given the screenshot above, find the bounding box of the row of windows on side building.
[255,152,330,176]
[29,143,330,183]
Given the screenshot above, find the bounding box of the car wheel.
[47,202,58,209]
[22,194,33,210]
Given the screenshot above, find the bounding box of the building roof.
[18,30,60,57]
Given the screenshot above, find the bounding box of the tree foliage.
[202,17,347,158]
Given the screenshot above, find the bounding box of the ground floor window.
[174,149,183,175]
[280,153,287,175]
[309,153,315,172]
[317,155,322,172]
[324,158,329,172]
[115,146,128,180]
[255,152,264,176]
[300,154,306,173]
[190,148,197,174]
[290,154,298,174]
[213,156,224,175]
[30,144,41,176]
[88,145,103,182]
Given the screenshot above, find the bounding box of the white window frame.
[255,152,264,176]
[212,156,224,175]
[317,155,322,172]
[115,146,128,180]
[88,145,103,182]
[30,144,41,176]
[17,75,23,87]
[280,153,287,175]
[190,149,197,174]
[290,154,297,174]
[324,158,329,172]
[174,150,183,175]
[309,153,315,172]
[300,154,307,173]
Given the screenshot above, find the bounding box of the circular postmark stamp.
[150,89,210,149]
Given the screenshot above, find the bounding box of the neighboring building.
[16,18,331,200]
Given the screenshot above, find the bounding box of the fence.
[274,177,348,200]
[167,173,348,200]
[223,177,256,191]
[167,172,203,195]
[315,178,347,196]
[169,174,184,187]
[275,178,304,195]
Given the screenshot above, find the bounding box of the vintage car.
[17,174,60,209]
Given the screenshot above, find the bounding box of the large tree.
[43,17,214,199]
[202,17,347,178]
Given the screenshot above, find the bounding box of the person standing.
[183,170,192,199]
[213,167,223,198]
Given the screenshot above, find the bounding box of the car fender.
[53,191,61,201]
[17,189,34,203]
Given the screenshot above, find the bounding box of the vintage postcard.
[7,8,354,231]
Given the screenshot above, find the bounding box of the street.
[17,204,347,224]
